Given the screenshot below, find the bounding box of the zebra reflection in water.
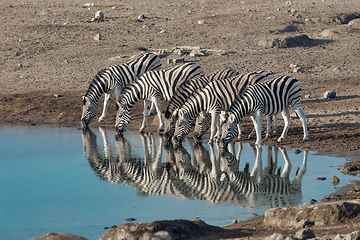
[81,129,308,207]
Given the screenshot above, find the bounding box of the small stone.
[95,10,104,19]
[294,149,302,154]
[125,218,136,222]
[324,90,336,99]
[110,225,117,228]
[232,219,238,224]
[310,199,317,204]
[332,175,340,186]
[138,14,145,20]
[295,228,315,239]
[94,34,101,41]
[316,177,326,181]
[198,20,205,24]
[53,94,62,98]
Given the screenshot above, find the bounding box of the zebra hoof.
[98,117,104,122]
[139,128,145,133]
[277,137,284,142]
[303,137,309,142]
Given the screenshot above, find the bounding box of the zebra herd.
[81,49,309,147]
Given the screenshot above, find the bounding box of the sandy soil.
[1,0,360,238]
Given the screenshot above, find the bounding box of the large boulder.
[264,200,360,229]
[99,219,224,240]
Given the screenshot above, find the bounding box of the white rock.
[138,14,145,20]
[95,10,104,19]
[324,90,336,99]
[198,20,205,24]
[94,34,101,41]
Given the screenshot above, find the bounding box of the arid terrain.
[1,0,360,239]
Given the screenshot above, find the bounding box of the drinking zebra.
[163,68,240,141]
[220,76,309,147]
[171,71,274,146]
[81,51,162,128]
[115,62,205,134]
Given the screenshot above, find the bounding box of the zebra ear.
[172,109,179,121]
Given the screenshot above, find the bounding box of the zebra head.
[193,112,211,143]
[219,113,238,148]
[172,110,192,148]
[81,95,97,129]
[115,101,131,135]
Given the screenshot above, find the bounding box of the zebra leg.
[148,102,156,116]
[265,116,272,138]
[98,93,112,122]
[237,123,242,139]
[153,98,164,133]
[209,112,220,144]
[139,100,152,133]
[250,111,263,146]
[273,115,278,134]
[278,108,291,142]
[294,108,309,141]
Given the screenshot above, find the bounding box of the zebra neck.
[232,96,253,123]
[121,85,144,111]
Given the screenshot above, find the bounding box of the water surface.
[0,124,356,240]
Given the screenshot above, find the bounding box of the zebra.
[219,76,309,147]
[115,62,205,134]
[163,68,240,141]
[192,71,277,143]
[171,71,275,146]
[81,50,162,128]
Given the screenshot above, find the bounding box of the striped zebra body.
[172,71,274,146]
[81,51,162,128]
[115,62,205,134]
[163,68,240,140]
[193,70,277,143]
[220,76,309,146]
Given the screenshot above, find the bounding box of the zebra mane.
[84,68,109,96]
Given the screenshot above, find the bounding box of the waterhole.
[0,125,356,240]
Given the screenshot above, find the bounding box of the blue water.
[0,124,357,240]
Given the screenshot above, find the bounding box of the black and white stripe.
[220,76,309,146]
[115,62,205,134]
[163,68,240,140]
[172,71,274,146]
[81,51,162,128]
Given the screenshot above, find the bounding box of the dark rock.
[30,233,88,240]
[264,200,360,229]
[295,228,315,239]
[333,175,340,186]
[99,219,224,240]
[259,34,319,48]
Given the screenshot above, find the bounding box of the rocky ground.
[2,0,360,239]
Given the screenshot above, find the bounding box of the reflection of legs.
[209,143,220,178]
[99,126,111,160]
[209,112,220,144]
[293,150,308,185]
[251,145,263,183]
[279,147,292,179]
